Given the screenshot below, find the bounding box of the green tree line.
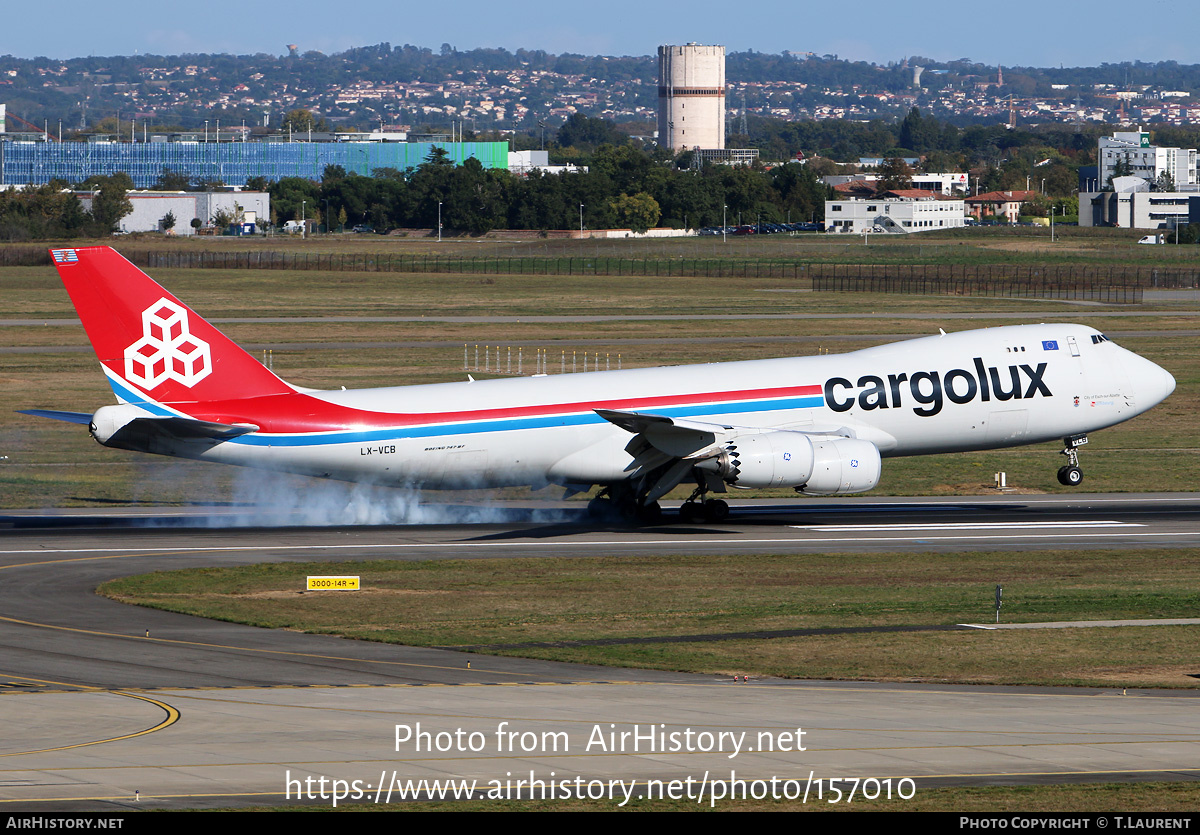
[0,174,132,241]
[267,144,832,235]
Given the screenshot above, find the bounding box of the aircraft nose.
[1128,354,1175,406]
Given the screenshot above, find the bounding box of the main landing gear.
[678,485,729,523]
[1057,433,1088,486]
[587,484,663,524]
[586,481,731,525]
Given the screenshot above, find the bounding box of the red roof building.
[965,190,1039,223]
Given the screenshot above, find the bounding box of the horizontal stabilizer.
[131,417,260,441]
[18,409,93,425]
[91,408,259,455]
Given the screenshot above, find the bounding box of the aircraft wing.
[595,407,864,505]
[594,408,731,441]
[594,408,731,458]
[594,408,736,502]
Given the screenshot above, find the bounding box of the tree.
[211,208,236,231]
[1155,170,1176,192]
[0,184,90,240]
[556,114,630,152]
[803,156,840,177]
[609,192,661,234]
[161,211,177,232]
[268,177,320,226]
[1168,224,1200,244]
[875,157,913,192]
[424,145,453,167]
[153,168,192,191]
[282,108,328,135]
[86,174,133,232]
[1106,157,1133,189]
[898,107,936,154]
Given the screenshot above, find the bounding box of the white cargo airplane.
[23,247,1176,523]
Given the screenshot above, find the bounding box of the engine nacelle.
[696,431,881,495]
[717,430,817,488]
[797,438,881,496]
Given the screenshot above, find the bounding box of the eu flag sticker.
[1042,340,1059,351]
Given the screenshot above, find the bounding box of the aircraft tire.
[587,497,615,520]
[703,499,730,522]
[635,501,663,525]
[679,502,706,523]
[1057,466,1083,486]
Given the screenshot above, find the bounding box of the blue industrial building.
[0,139,509,187]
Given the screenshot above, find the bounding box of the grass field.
[99,548,1200,689]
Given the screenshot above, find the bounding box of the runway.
[2,494,1199,809]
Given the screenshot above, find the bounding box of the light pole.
[722,205,727,243]
[437,202,442,242]
[1051,205,1055,242]
[301,200,306,239]
[579,204,584,238]
[204,120,209,143]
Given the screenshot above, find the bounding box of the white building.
[1098,129,1197,189]
[823,172,969,196]
[78,190,270,235]
[1080,183,1191,230]
[657,44,725,152]
[825,195,967,234]
[912,172,970,195]
[507,150,586,175]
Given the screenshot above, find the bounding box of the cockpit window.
[1090,334,1113,345]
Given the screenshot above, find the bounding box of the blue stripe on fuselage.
[103,372,824,448]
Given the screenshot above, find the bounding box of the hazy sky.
[5,0,1199,67]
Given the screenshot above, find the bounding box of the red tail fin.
[51,246,294,404]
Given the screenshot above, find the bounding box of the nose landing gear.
[1057,433,1088,486]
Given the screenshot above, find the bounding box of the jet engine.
[695,430,880,495]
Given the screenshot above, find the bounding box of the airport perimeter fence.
[8,244,1194,302]
[809,264,1146,304]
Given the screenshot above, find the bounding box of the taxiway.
[2,494,1199,809]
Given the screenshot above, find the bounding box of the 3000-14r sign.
[307,576,361,591]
